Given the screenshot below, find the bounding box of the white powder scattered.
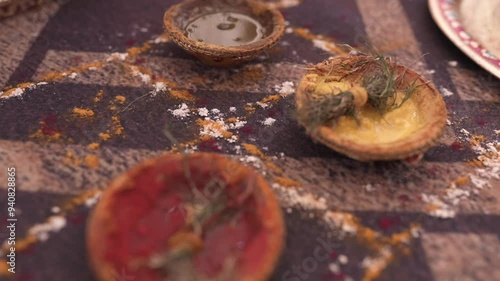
[170,103,191,118]
[234,145,242,154]
[445,186,470,205]
[329,263,340,273]
[312,39,331,52]
[262,117,276,126]
[338,255,349,265]
[211,108,221,115]
[1,81,51,100]
[5,88,24,98]
[272,184,328,211]
[256,101,270,109]
[274,81,295,97]
[131,66,152,84]
[51,206,61,214]
[229,119,247,130]
[360,247,392,271]
[68,72,78,79]
[152,35,169,44]
[227,135,239,143]
[286,27,294,34]
[410,226,424,238]
[469,174,490,189]
[440,87,454,97]
[85,192,102,207]
[28,216,67,242]
[363,184,375,192]
[154,82,167,92]
[88,67,98,71]
[471,144,487,155]
[107,52,128,62]
[448,61,458,67]
[229,107,237,112]
[240,155,262,168]
[199,119,227,139]
[421,193,456,219]
[323,211,358,234]
[197,108,209,117]
[427,69,436,74]
[446,119,452,126]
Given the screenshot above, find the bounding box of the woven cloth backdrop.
[0,0,499,280]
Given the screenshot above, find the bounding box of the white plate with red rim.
[429,0,500,79]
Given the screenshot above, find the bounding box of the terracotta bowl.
[87,152,285,281]
[296,55,448,162]
[164,0,285,67]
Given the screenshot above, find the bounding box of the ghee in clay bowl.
[164,0,285,67]
[295,55,448,162]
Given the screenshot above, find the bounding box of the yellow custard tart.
[296,55,448,162]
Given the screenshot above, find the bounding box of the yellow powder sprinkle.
[294,27,348,56]
[275,177,301,188]
[0,82,35,98]
[84,155,100,169]
[240,66,265,82]
[245,104,256,114]
[1,234,38,255]
[63,151,81,166]
[0,261,12,276]
[226,117,238,123]
[170,89,197,102]
[29,129,63,143]
[115,95,126,104]
[115,126,124,135]
[94,90,104,103]
[453,176,469,186]
[61,190,101,212]
[468,159,485,167]
[14,235,38,252]
[425,204,439,212]
[197,119,233,139]
[243,143,266,158]
[261,94,281,104]
[41,61,105,82]
[87,143,100,150]
[109,105,118,111]
[127,42,151,57]
[99,132,111,141]
[265,161,284,174]
[111,116,124,135]
[72,107,95,118]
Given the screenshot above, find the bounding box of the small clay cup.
[164,0,285,67]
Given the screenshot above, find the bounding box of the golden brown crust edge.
[87,153,285,281]
[295,56,448,162]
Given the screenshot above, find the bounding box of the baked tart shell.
[87,152,285,281]
[296,56,448,162]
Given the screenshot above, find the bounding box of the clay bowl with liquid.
[164,0,285,67]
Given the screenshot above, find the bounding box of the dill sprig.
[297,91,355,130]
[298,54,422,130]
